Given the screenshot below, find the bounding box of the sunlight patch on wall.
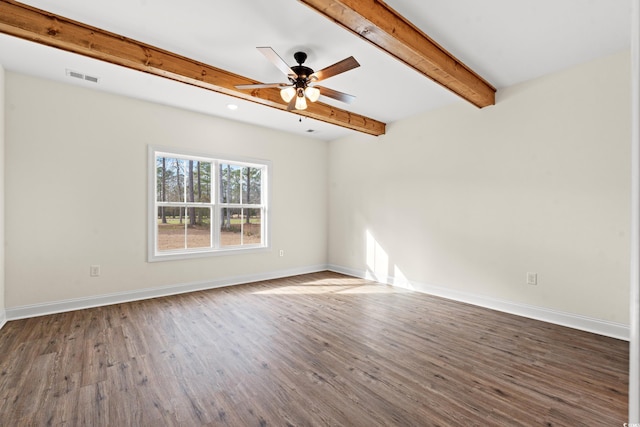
[391,265,414,290]
[366,229,389,282]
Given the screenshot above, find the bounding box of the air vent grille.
[66,69,100,83]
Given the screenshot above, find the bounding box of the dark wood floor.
[0,271,629,426]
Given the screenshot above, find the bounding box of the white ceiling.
[0,0,632,141]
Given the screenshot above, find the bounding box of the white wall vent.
[66,69,100,83]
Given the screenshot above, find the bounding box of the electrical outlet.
[526,272,537,285]
[279,249,284,257]
[90,265,101,277]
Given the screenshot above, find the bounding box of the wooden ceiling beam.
[298,0,496,108]
[0,0,385,136]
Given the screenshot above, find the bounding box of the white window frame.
[148,146,270,262]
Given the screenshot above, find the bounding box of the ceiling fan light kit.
[236,47,360,111]
[280,86,296,102]
[305,86,320,102]
[295,92,308,110]
[280,85,320,106]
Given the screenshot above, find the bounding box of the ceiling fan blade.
[316,86,356,104]
[235,83,291,89]
[310,56,360,82]
[257,47,297,79]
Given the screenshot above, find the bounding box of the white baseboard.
[328,264,630,341]
[3,263,630,341]
[5,264,328,322]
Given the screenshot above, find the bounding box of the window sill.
[148,245,270,262]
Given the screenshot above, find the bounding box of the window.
[149,147,269,261]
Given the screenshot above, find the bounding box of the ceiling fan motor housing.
[291,66,314,88]
[290,51,313,88]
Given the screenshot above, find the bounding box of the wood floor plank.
[0,271,629,425]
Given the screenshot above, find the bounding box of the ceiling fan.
[235,47,360,111]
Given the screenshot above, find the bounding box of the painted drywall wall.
[630,0,640,419]
[4,73,328,308]
[328,50,631,325]
[0,65,5,325]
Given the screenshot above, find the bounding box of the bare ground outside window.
[157,221,261,250]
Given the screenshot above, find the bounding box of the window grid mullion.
[157,202,212,208]
[213,160,220,249]
[183,207,187,250]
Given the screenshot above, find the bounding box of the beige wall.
[3,50,631,329]
[4,73,328,308]
[328,51,631,325]
[0,65,5,321]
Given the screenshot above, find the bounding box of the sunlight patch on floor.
[252,284,399,295]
